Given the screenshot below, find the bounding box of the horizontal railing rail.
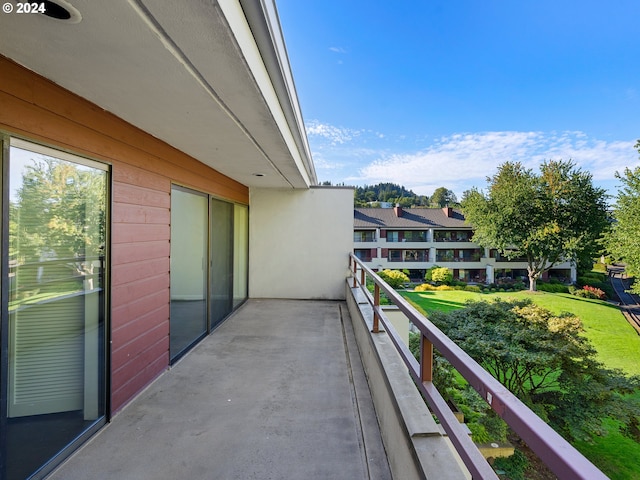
[348,253,608,480]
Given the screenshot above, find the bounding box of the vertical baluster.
[373,283,380,333]
[421,334,433,382]
[352,256,357,288]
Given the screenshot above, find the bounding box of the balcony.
[434,230,473,242]
[385,230,429,243]
[48,257,608,480]
[49,299,395,479]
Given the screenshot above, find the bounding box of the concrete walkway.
[48,299,391,480]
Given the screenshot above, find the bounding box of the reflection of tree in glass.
[11,157,106,299]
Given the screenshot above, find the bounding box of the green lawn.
[402,289,640,376]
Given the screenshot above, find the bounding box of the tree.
[429,299,640,442]
[353,182,430,207]
[605,141,640,293]
[461,160,608,291]
[430,267,453,285]
[430,187,457,207]
[377,269,409,289]
[12,157,106,294]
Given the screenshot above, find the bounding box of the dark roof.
[354,207,469,229]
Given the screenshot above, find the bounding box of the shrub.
[584,285,606,299]
[576,274,613,298]
[414,283,436,292]
[480,412,508,443]
[468,422,490,444]
[592,263,607,273]
[431,267,453,285]
[537,282,569,293]
[578,273,606,285]
[377,269,410,289]
[464,285,482,293]
[512,281,525,291]
[424,265,440,282]
[573,285,606,300]
[493,450,529,480]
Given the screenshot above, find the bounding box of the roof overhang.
[0,0,316,188]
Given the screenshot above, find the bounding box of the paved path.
[608,266,640,334]
[48,299,391,480]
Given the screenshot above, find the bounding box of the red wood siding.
[0,57,250,414]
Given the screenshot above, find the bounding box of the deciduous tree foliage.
[377,269,409,289]
[605,141,640,294]
[430,187,457,208]
[353,182,429,207]
[461,160,609,291]
[13,158,105,262]
[429,299,640,442]
[430,267,453,285]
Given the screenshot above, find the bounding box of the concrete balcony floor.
[49,299,392,480]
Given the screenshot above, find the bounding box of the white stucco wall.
[249,186,353,299]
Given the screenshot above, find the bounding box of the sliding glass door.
[233,204,249,308]
[2,139,108,480]
[169,187,209,360]
[210,198,233,328]
[169,189,248,362]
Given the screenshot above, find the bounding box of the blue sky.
[277,1,640,199]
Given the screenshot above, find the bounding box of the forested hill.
[354,183,430,207]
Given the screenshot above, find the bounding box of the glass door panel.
[170,187,208,361]
[233,204,248,308]
[210,198,233,327]
[4,140,107,480]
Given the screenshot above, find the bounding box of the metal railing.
[348,253,608,480]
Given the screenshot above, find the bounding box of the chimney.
[394,203,403,217]
[442,205,453,217]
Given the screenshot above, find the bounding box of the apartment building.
[354,205,576,284]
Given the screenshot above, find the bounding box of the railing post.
[372,283,380,333]
[421,334,433,382]
[360,266,365,288]
[351,256,357,288]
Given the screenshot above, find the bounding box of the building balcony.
[48,257,607,480]
[50,299,396,479]
[354,241,377,249]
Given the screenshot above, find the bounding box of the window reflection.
[4,142,107,480]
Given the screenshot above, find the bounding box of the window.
[2,138,109,479]
[404,250,427,262]
[354,249,372,262]
[402,231,427,242]
[388,250,402,262]
[386,231,399,242]
[354,230,375,242]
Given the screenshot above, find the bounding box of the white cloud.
[329,47,348,54]
[353,131,638,196]
[306,120,363,145]
[304,121,639,195]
